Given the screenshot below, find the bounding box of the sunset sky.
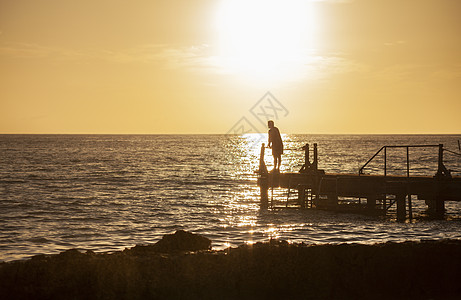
[1,0,460,134]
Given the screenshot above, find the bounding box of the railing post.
[313,143,318,171]
[300,143,311,173]
[437,144,443,175]
[435,143,451,178]
[406,146,410,178]
[406,147,412,221]
[439,144,443,170]
[305,143,309,168]
[384,147,387,177]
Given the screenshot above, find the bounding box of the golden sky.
[1,0,460,134]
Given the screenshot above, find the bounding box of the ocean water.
[1,134,461,262]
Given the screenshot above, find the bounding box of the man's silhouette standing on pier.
[267,120,283,171]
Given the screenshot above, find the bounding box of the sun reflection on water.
[264,227,281,239]
[220,133,311,246]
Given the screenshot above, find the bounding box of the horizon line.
[1,132,461,136]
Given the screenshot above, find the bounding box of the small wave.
[28,237,50,244]
[0,179,27,184]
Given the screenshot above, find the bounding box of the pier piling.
[396,194,406,222]
[367,194,376,211]
[298,187,305,208]
[258,143,269,208]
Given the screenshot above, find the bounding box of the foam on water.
[1,134,461,261]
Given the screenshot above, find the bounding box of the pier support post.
[366,194,376,211]
[260,183,268,208]
[426,198,445,219]
[425,179,446,219]
[434,199,445,219]
[396,194,406,222]
[298,188,305,208]
[258,143,269,208]
[327,193,338,207]
[408,194,413,221]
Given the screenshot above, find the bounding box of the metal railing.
[358,144,444,177]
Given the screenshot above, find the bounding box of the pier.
[257,143,461,221]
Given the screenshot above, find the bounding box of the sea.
[1,134,461,262]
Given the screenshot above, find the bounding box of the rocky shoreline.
[2,231,461,299]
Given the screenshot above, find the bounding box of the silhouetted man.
[267,120,283,171]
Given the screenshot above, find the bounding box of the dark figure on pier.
[267,120,283,171]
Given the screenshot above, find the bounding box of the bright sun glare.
[215,0,313,83]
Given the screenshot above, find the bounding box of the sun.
[215,0,314,83]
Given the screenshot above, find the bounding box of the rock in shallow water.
[154,230,211,252]
[129,230,211,254]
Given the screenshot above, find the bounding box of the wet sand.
[1,231,461,299]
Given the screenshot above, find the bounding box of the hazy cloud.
[432,65,461,80]
[384,40,407,47]
[310,0,354,2]
[0,42,83,59]
[0,41,368,82]
[371,63,461,83]
[304,55,367,75]
[0,41,209,67]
